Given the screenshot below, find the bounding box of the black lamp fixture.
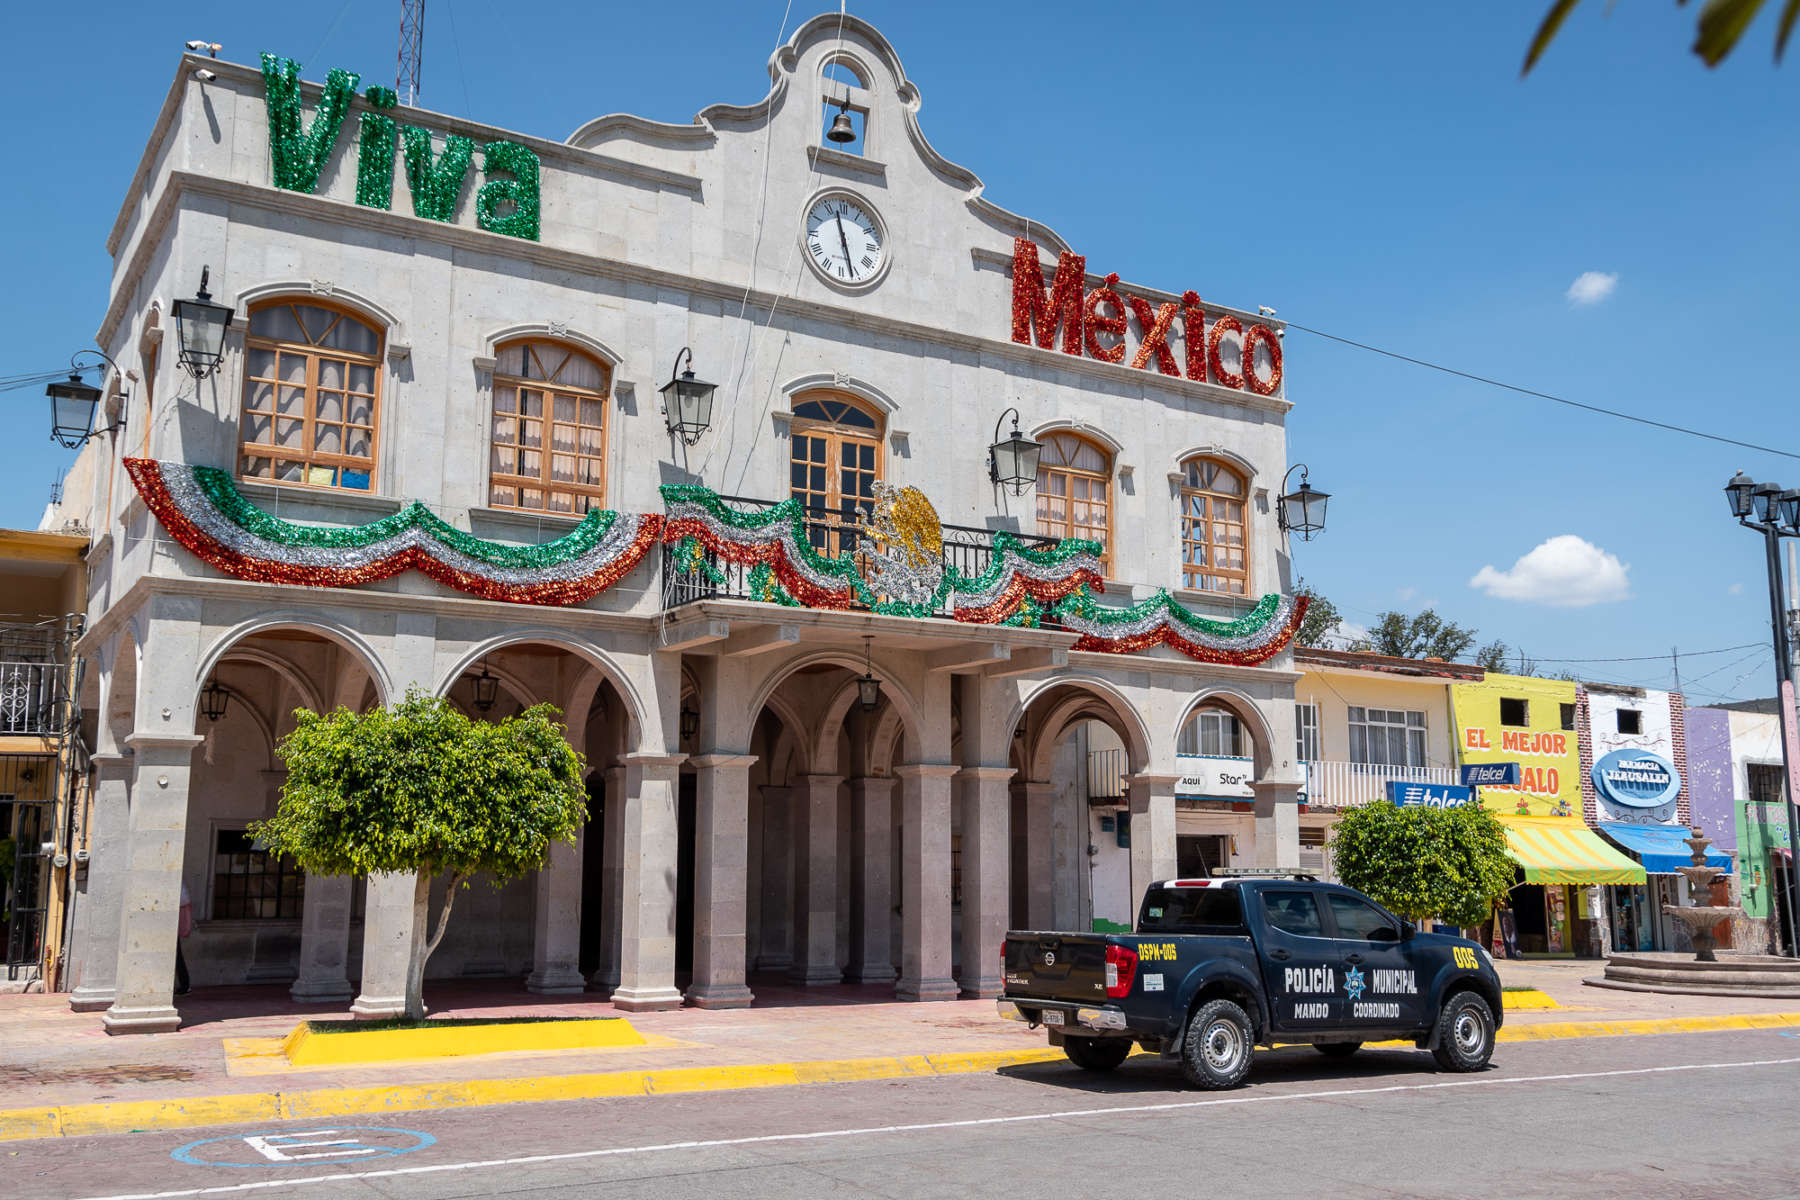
[825,94,857,144]
[856,635,882,713]
[1276,463,1330,542]
[471,665,499,713]
[200,680,230,722]
[659,346,718,446]
[987,406,1042,497]
[1724,470,1758,520]
[46,351,127,449]
[680,704,699,740]
[171,265,235,380]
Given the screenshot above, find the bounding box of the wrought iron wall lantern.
[660,347,718,446]
[471,665,500,713]
[1276,463,1330,542]
[46,350,127,449]
[857,635,882,713]
[200,680,230,722]
[987,406,1042,496]
[171,266,235,380]
[680,704,700,740]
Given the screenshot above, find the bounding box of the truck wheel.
[1181,999,1254,1090]
[1063,1036,1132,1072]
[1314,1042,1361,1059]
[1431,991,1495,1072]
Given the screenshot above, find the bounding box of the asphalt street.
[11,1028,1800,1200]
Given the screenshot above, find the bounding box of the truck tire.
[1314,1041,1361,1059]
[1430,991,1495,1073]
[1063,1036,1132,1072]
[1181,998,1254,1090]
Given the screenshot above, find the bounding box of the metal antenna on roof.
[397,0,425,107]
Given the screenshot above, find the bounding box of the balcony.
[0,625,67,737]
[661,495,1062,616]
[1303,760,1461,809]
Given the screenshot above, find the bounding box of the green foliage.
[249,689,586,883]
[1329,802,1516,927]
[1294,577,1343,648]
[1525,0,1798,74]
[1366,609,1478,662]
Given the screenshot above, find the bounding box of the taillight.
[1103,943,1138,998]
[1000,940,1008,977]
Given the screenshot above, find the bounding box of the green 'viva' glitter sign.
[259,54,540,242]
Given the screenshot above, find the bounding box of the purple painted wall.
[1685,705,1736,851]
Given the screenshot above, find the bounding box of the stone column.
[896,763,959,1001]
[1126,773,1179,920]
[755,785,794,973]
[1252,777,1302,870]
[1020,781,1059,930]
[845,776,897,984]
[591,765,627,994]
[68,752,132,1012]
[610,753,685,1011]
[956,766,1012,998]
[102,732,204,1035]
[289,873,355,1004]
[351,871,427,1018]
[526,824,587,994]
[791,774,843,986]
[687,753,756,1008]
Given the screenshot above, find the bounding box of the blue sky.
[2,2,1795,702]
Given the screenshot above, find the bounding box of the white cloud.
[1326,620,1370,650]
[1728,582,1744,596]
[1469,535,1630,607]
[1566,271,1618,306]
[1395,586,1417,603]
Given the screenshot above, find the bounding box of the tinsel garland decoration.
[948,531,1104,622]
[402,126,474,222]
[477,141,542,242]
[1010,239,1086,355]
[354,88,398,211]
[1207,313,1246,390]
[1127,295,1182,376]
[1242,323,1283,396]
[261,55,360,194]
[1083,273,1128,364]
[124,459,659,606]
[1053,589,1308,666]
[1181,291,1207,382]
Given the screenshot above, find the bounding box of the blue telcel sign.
[1385,781,1475,808]
[1460,762,1520,788]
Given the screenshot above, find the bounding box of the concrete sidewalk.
[4,964,1797,1140]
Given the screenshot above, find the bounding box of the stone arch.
[1029,419,1126,460]
[746,648,924,760]
[1012,675,1154,783]
[232,282,404,342]
[482,323,623,368]
[869,705,905,775]
[763,692,813,779]
[435,630,646,747]
[779,372,900,420]
[214,646,325,715]
[1174,686,1276,778]
[99,625,141,756]
[1171,445,1259,487]
[194,615,392,715]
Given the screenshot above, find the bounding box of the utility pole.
[1672,645,1682,695]
[397,0,425,108]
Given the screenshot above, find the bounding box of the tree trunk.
[402,871,466,1020]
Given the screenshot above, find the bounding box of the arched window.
[489,340,610,513]
[1035,432,1112,575]
[789,392,882,558]
[1177,705,1245,758]
[1179,457,1249,595]
[240,301,382,490]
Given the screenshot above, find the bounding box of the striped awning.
[1496,815,1646,886]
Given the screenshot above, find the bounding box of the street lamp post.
[1726,470,1800,957]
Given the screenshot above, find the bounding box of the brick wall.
[1671,690,1691,826]
[1577,685,1597,825]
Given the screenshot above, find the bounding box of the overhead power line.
[1528,641,1764,665]
[1284,322,1800,462]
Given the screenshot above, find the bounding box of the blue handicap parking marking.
[172,1126,436,1168]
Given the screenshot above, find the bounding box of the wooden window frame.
[239,300,383,492]
[1034,431,1114,577]
[487,339,612,514]
[788,391,884,559]
[1179,456,1250,595]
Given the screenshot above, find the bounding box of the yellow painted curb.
[279,1017,645,1068]
[1500,989,1559,1011]
[3,1014,1795,1143]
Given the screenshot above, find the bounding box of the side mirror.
[1399,921,1416,940]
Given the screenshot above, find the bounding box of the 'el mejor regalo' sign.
[258,54,540,242]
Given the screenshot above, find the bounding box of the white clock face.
[805,195,884,286]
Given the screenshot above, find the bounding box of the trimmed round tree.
[1329,802,1515,929]
[249,689,586,1019]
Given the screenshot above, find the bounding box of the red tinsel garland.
[1127,295,1182,376]
[1207,314,1246,390]
[950,569,1105,625]
[1069,594,1308,666]
[1083,273,1128,363]
[661,517,859,609]
[1010,238,1086,355]
[1181,290,1207,382]
[1242,323,1283,396]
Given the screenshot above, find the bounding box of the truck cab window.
[1140,886,1245,934]
[1327,893,1399,942]
[1260,889,1323,937]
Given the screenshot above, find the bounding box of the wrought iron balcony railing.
[0,625,68,737]
[661,495,1063,617]
[1302,760,1461,809]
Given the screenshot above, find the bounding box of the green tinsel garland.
[190,466,618,570]
[1002,597,1045,628]
[354,87,397,210]
[748,563,803,607]
[1052,587,1282,637]
[477,141,541,241]
[402,126,473,222]
[261,55,359,194]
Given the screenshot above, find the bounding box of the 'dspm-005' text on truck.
[999,874,1503,1089]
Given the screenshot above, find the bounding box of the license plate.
[1042,1009,1065,1026]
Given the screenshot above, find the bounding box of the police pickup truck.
[998,872,1503,1089]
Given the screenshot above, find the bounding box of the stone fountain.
[1660,827,1738,963]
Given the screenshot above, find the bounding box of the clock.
[803,192,887,288]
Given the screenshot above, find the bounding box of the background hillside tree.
[1526,0,1796,73]
[1365,609,1479,661]
[1329,802,1516,928]
[1295,578,1345,648]
[249,690,587,1019]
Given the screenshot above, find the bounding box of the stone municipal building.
[58,15,1315,1032]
